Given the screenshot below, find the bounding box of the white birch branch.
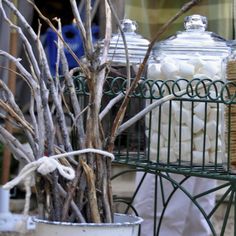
[99,93,124,120]
[0,126,34,163]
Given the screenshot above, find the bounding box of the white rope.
[3,148,115,190]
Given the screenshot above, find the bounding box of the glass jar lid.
[100,19,150,65]
[153,15,230,55]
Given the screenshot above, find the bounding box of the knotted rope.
[3,148,115,190]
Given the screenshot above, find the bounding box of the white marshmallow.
[179,152,192,162]
[188,57,204,72]
[147,109,161,132]
[209,151,223,164]
[175,125,192,141]
[164,136,176,148]
[174,106,192,124]
[210,137,222,152]
[161,124,175,140]
[161,60,179,80]
[149,147,158,162]
[186,114,204,133]
[206,120,217,140]
[173,76,189,90]
[173,141,192,156]
[194,102,210,120]
[182,101,192,111]
[208,91,220,101]
[151,83,163,96]
[208,101,217,108]
[150,132,164,149]
[159,147,177,163]
[160,110,172,124]
[181,95,199,109]
[197,61,220,78]
[161,101,172,116]
[145,108,160,125]
[208,107,222,121]
[147,63,164,80]
[178,61,195,79]
[212,75,221,81]
[192,151,210,164]
[193,132,211,151]
[182,100,193,110]
[193,73,211,80]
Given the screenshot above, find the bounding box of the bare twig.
[27,0,89,77]
[81,159,101,223]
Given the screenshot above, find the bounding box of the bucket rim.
[33,213,143,227]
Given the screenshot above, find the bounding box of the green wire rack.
[74,75,236,236]
[74,75,236,179]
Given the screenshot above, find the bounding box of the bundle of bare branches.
[0,0,199,224]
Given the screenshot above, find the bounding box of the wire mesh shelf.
[74,75,236,178]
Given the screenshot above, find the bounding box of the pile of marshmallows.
[146,56,224,164]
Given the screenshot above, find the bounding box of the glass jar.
[146,15,231,169]
[106,18,150,67]
[99,19,151,152]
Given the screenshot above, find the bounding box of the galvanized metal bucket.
[34,213,143,236]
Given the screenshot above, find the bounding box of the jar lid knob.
[184,14,207,31]
[120,19,137,33]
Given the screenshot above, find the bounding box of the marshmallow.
[159,147,177,163]
[151,83,163,96]
[193,73,211,80]
[150,132,164,149]
[147,63,165,80]
[175,125,192,141]
[208,102,217,108]
[179,152,192,162]
[210,137,222,152]
[197,61,220,78]
[182,100,193,110]
[181,95,200,109]
[212,75,221,81]
[193,151,210,164]
[186,114,204,133]
[176,149,209,163]
[161,124,175,140]
[206,120,217,140]
[164,136,176,148]
[149,147,158,162]
[150,119,160,133]
[146,109,160,132]
[160,110,172,124]
[174,106,192,125]
[193,132,211,151]
[173,76,189,90]
[173,141,192,156]
[182,101,193,110]
[178,61,195,79]
[208,91,219,101]
[208,107,222,121]
[161,101,172,116]
[161,59,179,80]
[188,56,204,72]
[209,151,223,164]
[145,108,158,123]
[194,102,211,120]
